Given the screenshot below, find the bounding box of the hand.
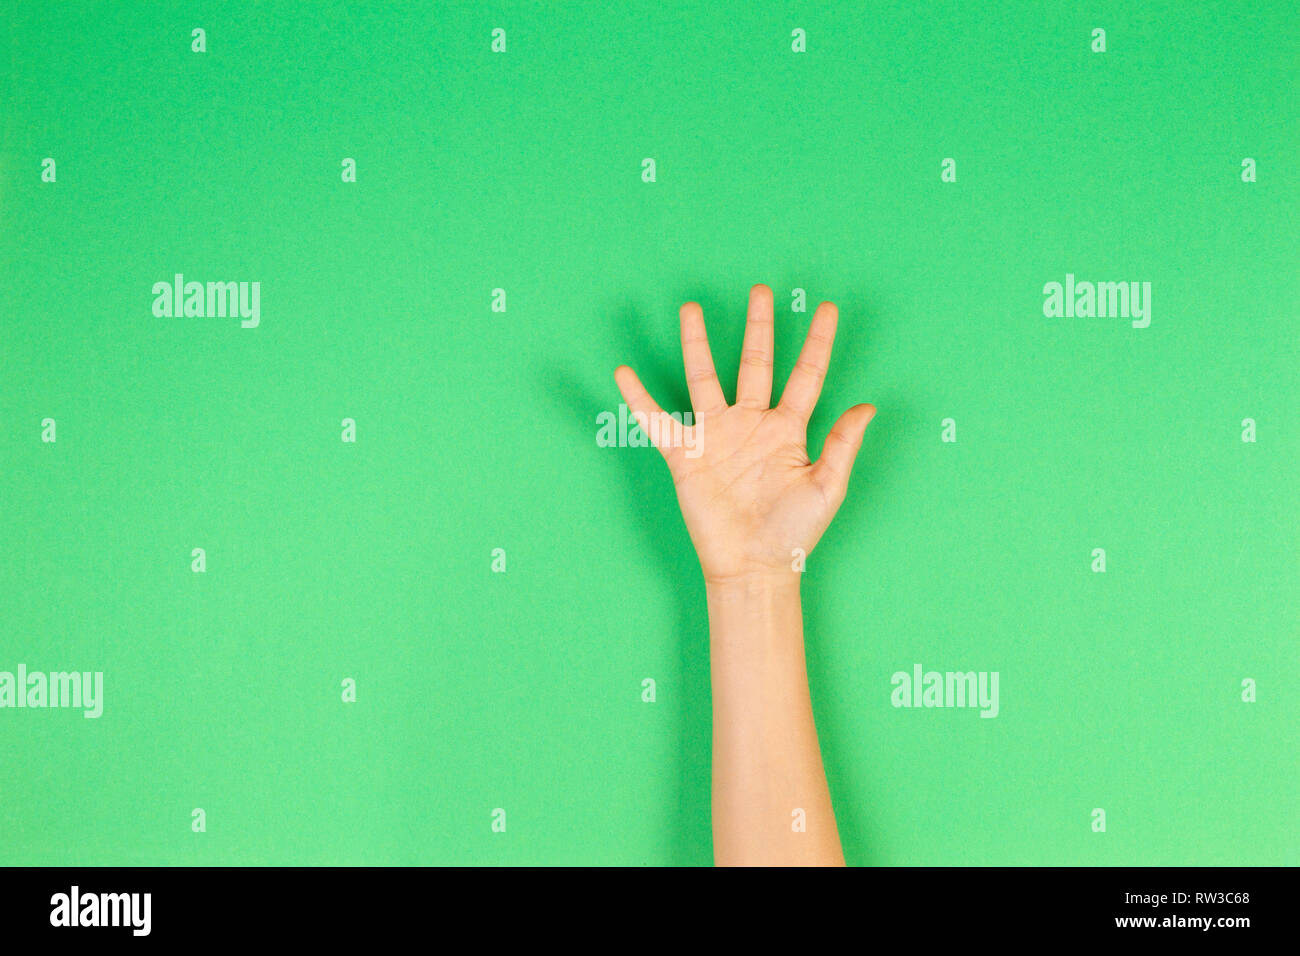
[615,284,875,585]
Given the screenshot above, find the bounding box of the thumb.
[813,403,876,501]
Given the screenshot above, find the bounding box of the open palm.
[615,284,875,584]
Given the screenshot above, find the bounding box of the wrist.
[703,569,802,598]
[706,578,809,701]
[702,567,800,650]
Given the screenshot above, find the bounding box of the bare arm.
[708,573,843,865]
[614,283,875,866]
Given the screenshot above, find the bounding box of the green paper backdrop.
[2,0,1296,865]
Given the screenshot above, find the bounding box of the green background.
[2,1,1296,865]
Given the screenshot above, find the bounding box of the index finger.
[778,301,838,421]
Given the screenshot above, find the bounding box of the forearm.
[707,573,845,866]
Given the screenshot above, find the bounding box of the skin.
[615,283,875,866]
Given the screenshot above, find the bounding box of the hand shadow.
[538,296,711,865]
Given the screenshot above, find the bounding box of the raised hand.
[614,284,875,585]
